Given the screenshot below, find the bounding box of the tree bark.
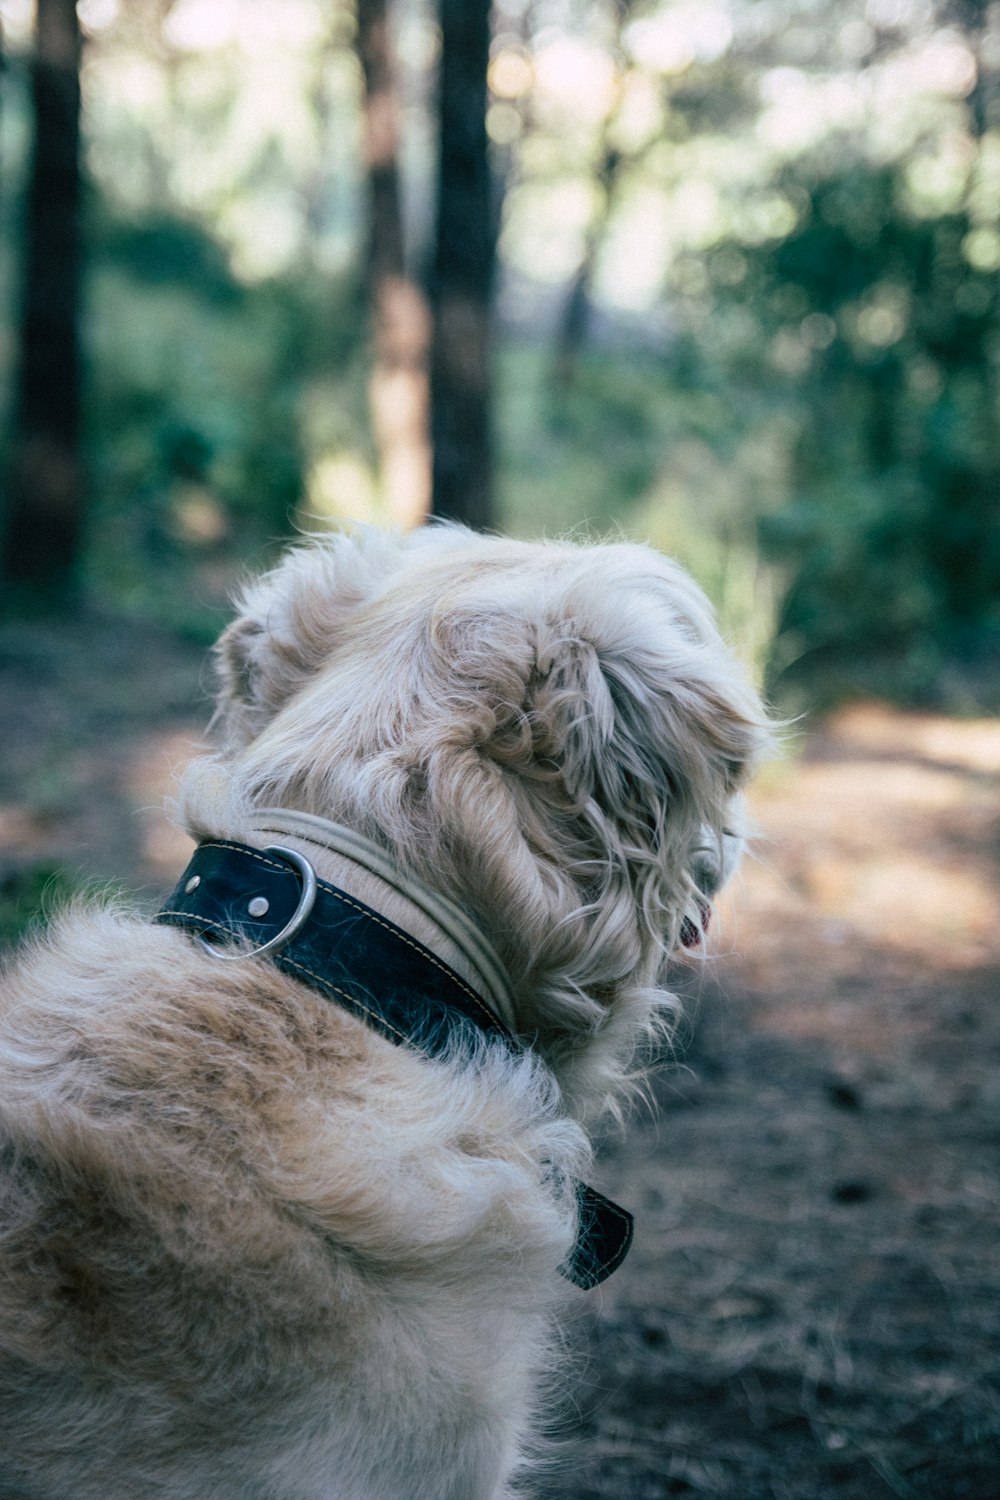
[2,0,84,595]
[356,0,431,530]
[429,0,495,530]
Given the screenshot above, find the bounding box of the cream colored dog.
[0,526,768,1499]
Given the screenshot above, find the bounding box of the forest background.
[1,5,999,1497]
[1,0,998,706]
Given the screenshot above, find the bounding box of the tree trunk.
[552,2,633,389]
[356,0,431,530]
[429,0,495,530]
[2,0,84,595]
[552,145,624,390]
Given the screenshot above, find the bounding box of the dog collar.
[156,839,634,1290]
[248,808,517,1031]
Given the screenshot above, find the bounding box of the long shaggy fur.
[0,526,769,1498]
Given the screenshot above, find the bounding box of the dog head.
[197,526,769,1118]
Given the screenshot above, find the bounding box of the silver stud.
[248,896,270,919]
[185,875,201,894]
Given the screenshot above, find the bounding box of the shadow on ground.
[544,707,1000,1500]
[2,626,998,1499]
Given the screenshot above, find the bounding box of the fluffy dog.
[0,526,768,1499]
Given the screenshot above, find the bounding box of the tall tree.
[2,0,84,595]
[552,0,634,390]
[552,137,625,390]
[356,0,432,529]
[429,0,495,529]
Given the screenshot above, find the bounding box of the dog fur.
[0,526,769,1498]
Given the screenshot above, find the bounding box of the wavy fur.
[0,525,769,1498]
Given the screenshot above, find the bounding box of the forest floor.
[2,615,999,1500]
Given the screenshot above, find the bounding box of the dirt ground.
[1,616,998,1500]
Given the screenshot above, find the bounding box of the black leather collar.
[157,839,633,1290]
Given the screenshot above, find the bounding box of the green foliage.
[496,341,783,676]
[77,205,368,639]
[3,0,996,713]
[687,152,1000,707]
[94,205,246,307]
[498,342,665,537]
[0,865,78,949]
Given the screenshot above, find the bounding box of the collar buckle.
[197,845,318,962]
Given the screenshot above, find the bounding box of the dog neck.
[243,807,518,1033]
[157,830,635,1290]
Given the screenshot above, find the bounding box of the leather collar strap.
[156,839,633,1290]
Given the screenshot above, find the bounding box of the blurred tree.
[357,0,431,528]
[2,0,84,596]
[429,0,496,529]
[552,137,625,391]
[702,154,1000,693]
[552,0,634,390]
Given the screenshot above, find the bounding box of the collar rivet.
[185,875,201,894]
[248,896,270,918]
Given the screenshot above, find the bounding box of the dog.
[0,525,768,1498]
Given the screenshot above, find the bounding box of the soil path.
[2,622,998,1499]
[548,705,1000,1500]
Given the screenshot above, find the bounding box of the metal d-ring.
[198,846,318,962]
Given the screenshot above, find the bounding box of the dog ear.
[214,530,405,748]
[533,611,763,841]
[535,563,766,894]
[412,554,767,1119]
[431,550,768,951]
